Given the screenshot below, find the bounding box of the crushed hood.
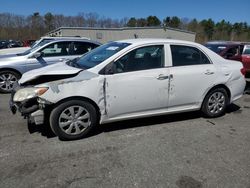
[19,62,82,85]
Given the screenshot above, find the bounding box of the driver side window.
[39,42,71,57]
[113,45,164,73]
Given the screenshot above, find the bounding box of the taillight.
[240,67,246,76]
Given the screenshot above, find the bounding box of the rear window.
[205,44,227,54]
[243,46,250,55]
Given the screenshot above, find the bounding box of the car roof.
[41,36,90,40]
[44,39,101,45]
[206,41,250,45]
[117,38,198,46]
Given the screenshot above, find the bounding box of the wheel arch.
[48,96,101,120]
[0,68,22,77]
[202,84,231,107]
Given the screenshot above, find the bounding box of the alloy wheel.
[0,72,18,92]
[58,105,91,135]
[207,91,226,115]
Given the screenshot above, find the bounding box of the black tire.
[202,88,229,118]
[49,100,98,140]
[0,70,21,93]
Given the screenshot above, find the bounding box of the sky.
[0,0,250,24]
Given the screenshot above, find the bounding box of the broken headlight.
[13,87,48,102]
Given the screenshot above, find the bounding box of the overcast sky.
[1,0,249,24]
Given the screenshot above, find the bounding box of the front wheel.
[0,70,20,93]
[202,88,229,118]
[50,100,98,140]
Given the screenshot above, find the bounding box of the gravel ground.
[0,82,250,188]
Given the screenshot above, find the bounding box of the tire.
[202,88,229,118]
[49,100,98,140]
[0,70,21,93]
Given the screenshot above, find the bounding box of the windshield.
[205,44,227,54]
[17,39,53,56]
[72,42,131,69]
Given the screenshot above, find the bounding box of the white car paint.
[19,62,82,84]
[14,39,246,125]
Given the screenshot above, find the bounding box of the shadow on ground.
[27,103,242,140]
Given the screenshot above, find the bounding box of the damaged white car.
[10,39,246,140]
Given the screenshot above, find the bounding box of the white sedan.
[11,39,246,140]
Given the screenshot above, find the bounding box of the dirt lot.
[0,83,250,188]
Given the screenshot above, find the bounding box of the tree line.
[0,12,249,43]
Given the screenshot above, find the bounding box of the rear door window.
[71,42,99,55]
[170,45,210,66]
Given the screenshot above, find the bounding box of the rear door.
[168,44,218,109]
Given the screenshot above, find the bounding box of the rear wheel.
[50,100,98,140]
[202,88,229,118]
[0,70,20,93]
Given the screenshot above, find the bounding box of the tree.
[163,16,181,28]
[200,18,215,41]
[44,12,54,31]
[169,16,181,28]
[137,18,147,27]
[127,17,137,27]
[85,12,99,27]
[28,12,44,39]
[146,16,161,26]
[187,18,198,32]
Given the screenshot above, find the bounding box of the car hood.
[0,54,18,58]
[19,62,82,85]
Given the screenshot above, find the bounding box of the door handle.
[157,74,169,80]
[204,70,214,75]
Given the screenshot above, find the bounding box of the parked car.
[0,36,90,56]
[10,39,246,140]
[22,40,36,47]
[0,40,9,49]
[0,39,101,93]
[205,41,250,74]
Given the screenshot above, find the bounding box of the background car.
[205,41,250,75]
[0,40,9,49]
[0,39,101,93]
[10,39,246,140]
[0,36,90,56]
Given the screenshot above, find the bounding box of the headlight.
[13,87,48,102]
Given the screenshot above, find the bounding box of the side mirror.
[99,62,115,75]
[31,52,42,59]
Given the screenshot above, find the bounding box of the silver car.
[0,39,100,93]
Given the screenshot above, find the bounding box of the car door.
[168,44,218,109]
[26,41,72,72]
[104,44,170,119]
[222,45,242,62]
[242,45,250,71]
[71,41,99,57]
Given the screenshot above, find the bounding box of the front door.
[26,41,78,72]
[104,45,170,119]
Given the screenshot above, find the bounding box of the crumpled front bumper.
[9,89,44,125]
